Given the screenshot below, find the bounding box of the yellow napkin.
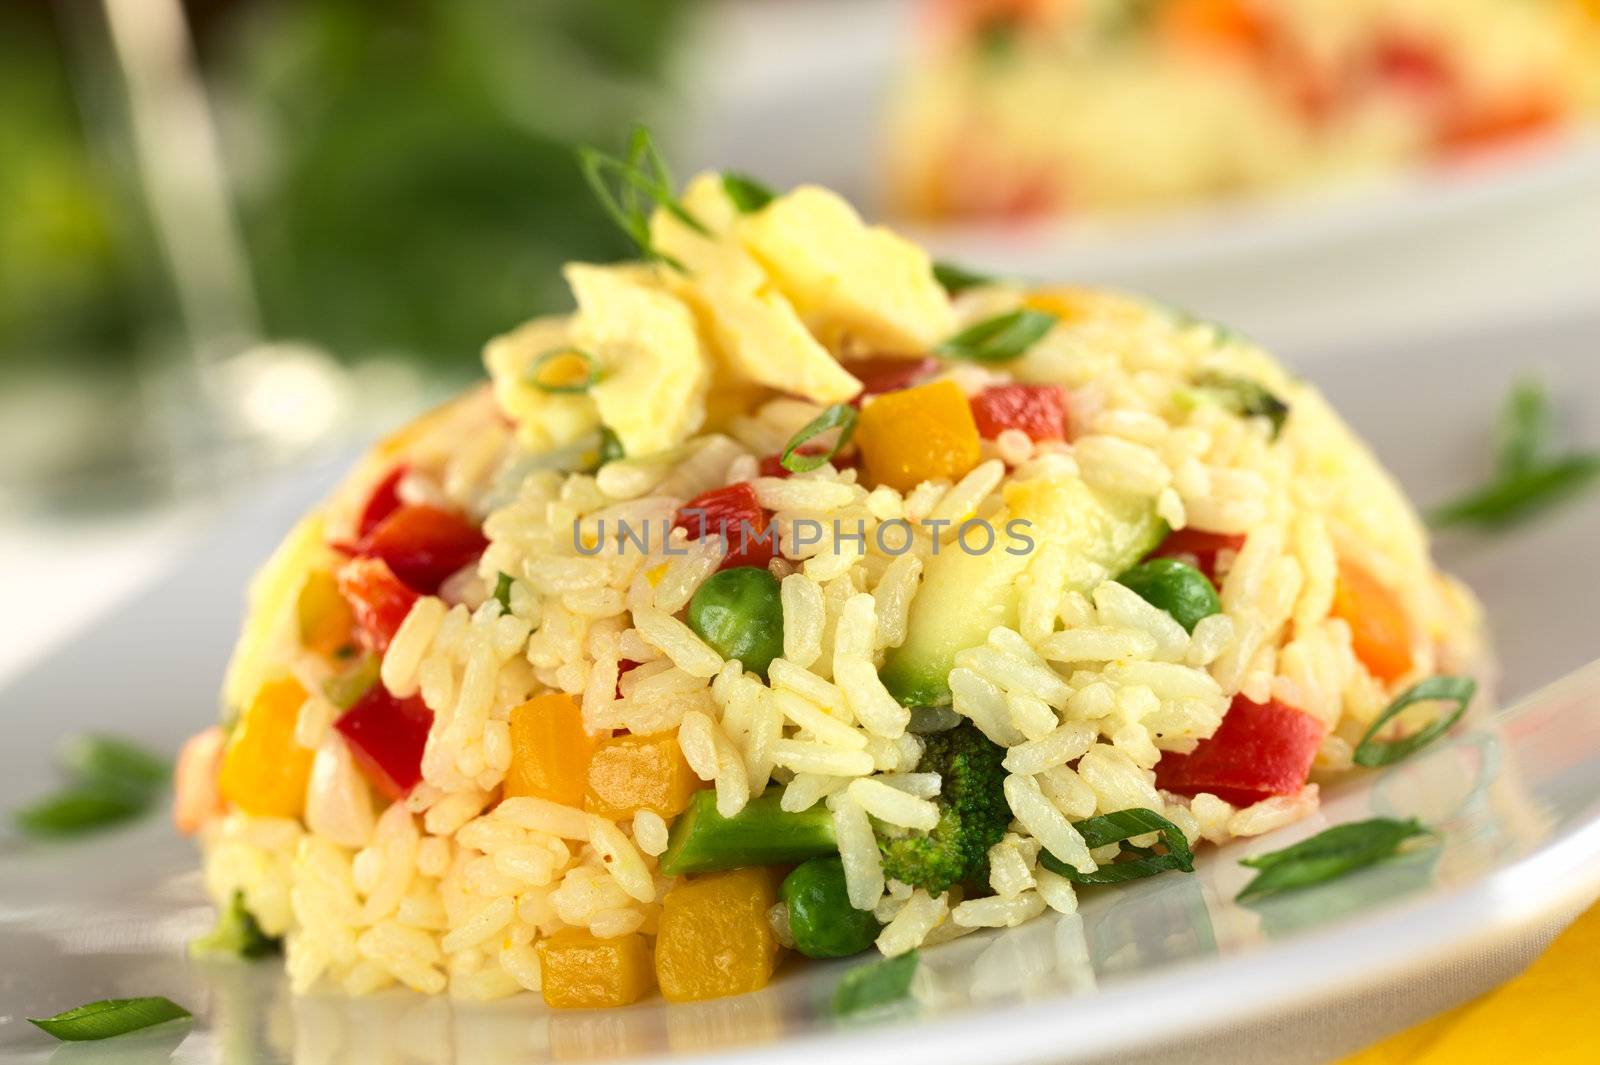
[1342,900,1600,1064]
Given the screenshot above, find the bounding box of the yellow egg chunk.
[218,677,315,819]
[855,378,982,493]
[483,314,603,452]
[651,175,862,405]
[566,263,712,456]
[655,867,783,1002]
[736,185,953,354]
[537,929,656,1009]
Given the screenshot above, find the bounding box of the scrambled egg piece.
[485,178,956,457]
[484,314,603,451]
[651,175,862,405]
[736,185,954,354]
[566,262,712,456]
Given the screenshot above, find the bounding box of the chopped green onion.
[1429,454,1600,531]
[28,997,192,1042]
[934,309,1057,364]
[931,260,995,296]
[1037,807,1195,884]
[577,126,706,270]
[13,735,169,838]
[493,572,515,614]
[722,172,775,213]
[527,347,601,395]
[1190,371,1290,440]
[14,789,149,837]
[780,403,859,473]
[833,951,918,1016]
[322,654,380,710]
[1237,817,1433,902]
[191,891,280,959]
[1430,378,1600,530]
[57,736,168,795]
[1353,675,1478,768]
[1496,376,1553,476]
[597,427,625,466]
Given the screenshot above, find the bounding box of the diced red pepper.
[1149,528,1247,584]
[969,384,1067,442]
[673,483,777,571]
[840,356,941,403]
[333,685,433,800]
[1372,35,1454,97]
[337,557,419,654]
[357,503,487,594]
[1156,695,1324,808]
[357,465,407,540]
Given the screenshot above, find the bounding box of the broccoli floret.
[876,722,1010,894]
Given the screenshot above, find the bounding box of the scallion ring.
[1353,675,1478,768]
[1037,807,1194,885]
[934,308,1057,364]
[931,260,994,295]
[527,347,601,395]
[722,172,775,213]
[780,403,858,473]
[576,125,707,270]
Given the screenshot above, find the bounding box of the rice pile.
[201,220,1481,1002]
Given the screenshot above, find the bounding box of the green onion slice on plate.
[1353,675,1478,768]
[29,997,192,1042]
[834,950,919,1017]
[1237,817,1434,902]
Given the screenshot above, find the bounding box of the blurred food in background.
[0,0,697,507]
[886,0,1600,220]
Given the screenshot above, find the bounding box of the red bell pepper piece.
[969,384,1067,442]
[357,504,487,594]
[337,557,419,654]
[333,685,433,800]
[1156,695,1324,808]
[673,482,777,570]
[840,355,940,403]
[357,465,407,540]
[1149,528,1247,584]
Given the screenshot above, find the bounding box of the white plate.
[3,313,1599,1064]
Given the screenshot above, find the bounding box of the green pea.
[686,566,783,677]
[1116,557,1221,633]
[781,856,881,958]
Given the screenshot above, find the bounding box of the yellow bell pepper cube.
[655,867,783,1002]
[855,378,981,493]
[583,731,701,821]
[537,928,656,1009]
[295,569,355,659]
[504,693,596,807]
[218,677,315,819]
